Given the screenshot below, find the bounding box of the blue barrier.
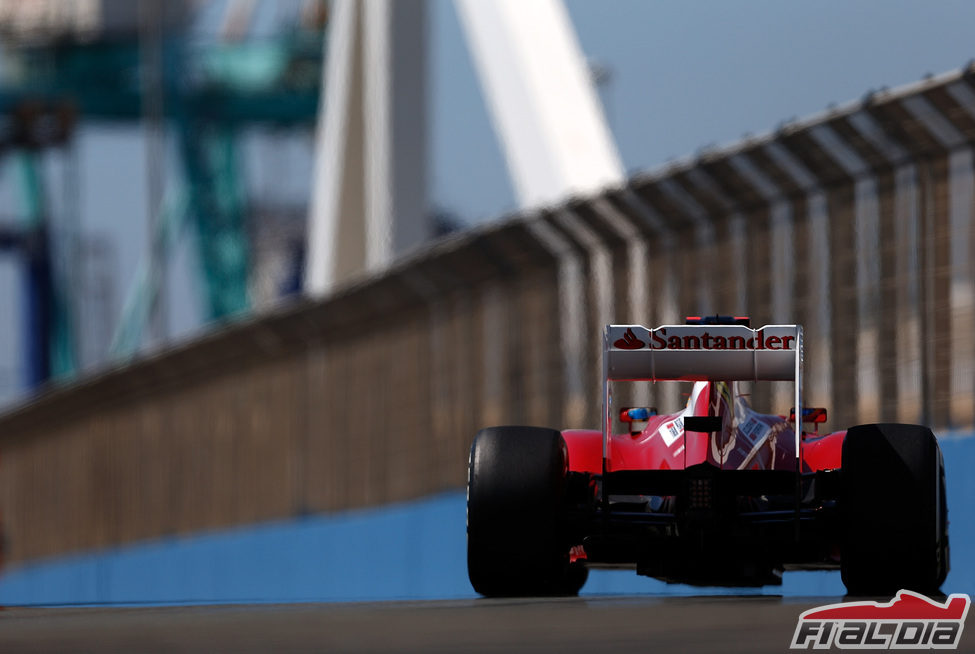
[1,435,972,605]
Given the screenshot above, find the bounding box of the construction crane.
[0,0,326,388]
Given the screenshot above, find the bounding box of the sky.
[432,0,975,222]
[3,0,975,403]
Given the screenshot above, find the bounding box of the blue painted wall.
[1,435,972,605]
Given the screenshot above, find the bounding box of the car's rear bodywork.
[466,318,949,596]
[556,321,848,586]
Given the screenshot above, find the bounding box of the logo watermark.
[791,590,970,650]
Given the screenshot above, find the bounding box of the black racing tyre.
[840,423,949,596]
[467,426,587,597]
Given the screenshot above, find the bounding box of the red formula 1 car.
[467,316,949,597]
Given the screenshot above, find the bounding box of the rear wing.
[604,324,801,382]
[602,323,804,467]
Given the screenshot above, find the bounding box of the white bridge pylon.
[456,0,624,207]
[305,0,624,296]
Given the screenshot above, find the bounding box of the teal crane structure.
[0,10,325,387]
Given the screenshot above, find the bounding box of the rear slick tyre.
[467,426,586,597]
[840,423,948,596]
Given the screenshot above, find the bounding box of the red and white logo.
[791,590,970,649]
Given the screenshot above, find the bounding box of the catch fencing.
[1,66,974,564]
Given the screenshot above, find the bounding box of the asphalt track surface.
[3,595,972,654]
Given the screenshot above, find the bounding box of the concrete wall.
[0,224,562,563]
[2,67,975,565]
[1,434,972,604]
